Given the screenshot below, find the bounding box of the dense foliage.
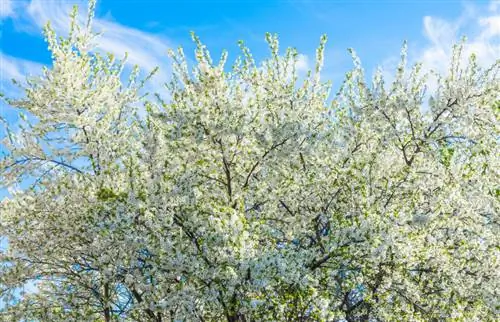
[1,1,499,321]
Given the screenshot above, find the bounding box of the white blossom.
[0,1,499,321]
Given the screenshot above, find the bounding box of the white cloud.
[0,54,43,153]
[0,52,44,90]
[95,20,172,78]
[418,1,500,74]
[479,15,500,38]
[0,0,14,19]
[377,0,499,93]
[489,0,500,12]
[295,53,310,73]
[0,53,43,130]
[423,15,458,46]
[14,0,175,87]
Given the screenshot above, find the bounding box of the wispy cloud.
[0,51,43,93]
[489,0,500,12]
[419,1,499,73]
[377,1,499,90]
[295,53,311,76]
[0,0,14,19]
[10,0,175,88]
[0,52,44,134]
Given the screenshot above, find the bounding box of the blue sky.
[0,0,499,202]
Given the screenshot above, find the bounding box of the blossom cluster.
[1,1,499,321]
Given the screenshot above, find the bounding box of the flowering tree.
[1,1,499,321]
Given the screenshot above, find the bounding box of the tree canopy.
[1,1,499,321]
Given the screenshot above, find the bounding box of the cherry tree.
[1,1,499,321]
